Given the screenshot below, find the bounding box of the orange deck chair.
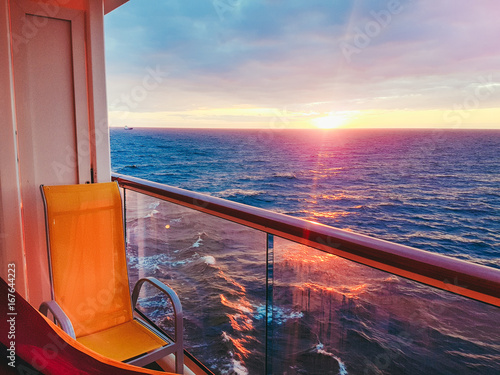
[39,182,183,373]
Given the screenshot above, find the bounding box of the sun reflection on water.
[220,294,253,314]
[300,281,368,299]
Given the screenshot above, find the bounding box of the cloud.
[104,0,500,128]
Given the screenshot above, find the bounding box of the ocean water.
[111,128,500,268]
[110,128,500,374]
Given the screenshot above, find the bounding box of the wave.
[272,171,297,179]
[191,236,204,248]
[315,343,348,375]
[254,305,304,325]
[141,201,160,218]
[214,189,265,198]
[127,253,170,273]
[219,334,249,375]
[115,163,154,172]
[199,255,216,265]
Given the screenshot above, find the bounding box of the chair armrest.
[131,277,184,374]
[131,277,183,341]
[39,300,76,339]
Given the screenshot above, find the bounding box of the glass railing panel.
[271,236,500,375]
[123,189,268,374]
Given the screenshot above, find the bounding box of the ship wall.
[0,0,127,307]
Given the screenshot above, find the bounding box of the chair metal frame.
[39,183,184,373]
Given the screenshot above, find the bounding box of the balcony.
[113,173,500,375]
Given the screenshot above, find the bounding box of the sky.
[104,0,500,129]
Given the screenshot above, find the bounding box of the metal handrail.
[112,173,500,307]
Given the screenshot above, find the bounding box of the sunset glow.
[105,1,500,129]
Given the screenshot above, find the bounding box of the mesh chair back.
[42,182,132,337]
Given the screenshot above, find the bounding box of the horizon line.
[109,126,500,130]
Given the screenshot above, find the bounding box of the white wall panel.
[11,0,91,306]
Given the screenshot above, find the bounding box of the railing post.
[265,233,274,375]
[122,186,127,245]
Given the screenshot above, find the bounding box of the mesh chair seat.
[78,320,167,362]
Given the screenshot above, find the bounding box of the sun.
[311,112,356,129]
[312,115,348,129]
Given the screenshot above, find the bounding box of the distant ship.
[124,125,133,130]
